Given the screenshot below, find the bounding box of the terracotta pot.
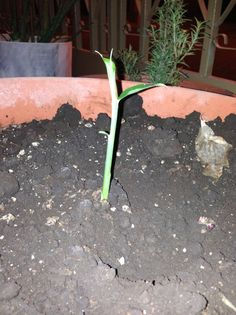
[0,77,236,128]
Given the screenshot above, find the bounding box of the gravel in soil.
[0,100,236,315]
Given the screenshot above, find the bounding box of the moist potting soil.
[0,100,236,315]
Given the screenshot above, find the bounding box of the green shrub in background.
[118,0,205,85]
[117,45,142,81]
[147,0,205,85]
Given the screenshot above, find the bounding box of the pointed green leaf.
[95,50,116,83]
[100,56,116,75]
[118,83,165,102]
[95,50,117,99]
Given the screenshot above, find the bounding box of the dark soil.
[0,99,236,315]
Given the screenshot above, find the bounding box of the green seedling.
[96,50,164,201]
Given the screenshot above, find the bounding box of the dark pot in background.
[0,41,72,77]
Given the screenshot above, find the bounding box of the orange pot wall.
[0,77,236,128]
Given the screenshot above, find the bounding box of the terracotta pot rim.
[0,77,235,128]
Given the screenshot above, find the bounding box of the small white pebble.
[17,149,25,157]
[45,216,59,226]
[84,122,93,128]
[31,254,35,260]
[0,235,4,240]
[183,248,187,253]
[122,205,131,213]
[110,207,116,212]
[174,160,179,165]
[131,224,135,228]
[161,160,165,164]
[56,140,61,144]
[11,197,16,202]
[118,256,125,265]
[147,125,155,130]
[0,213,16,224]
[8,169,14,173]
[200,265,205,269]
[32,142,40,147]
[116,151,121,157]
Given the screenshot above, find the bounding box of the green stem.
[101,98,119,200]
[96,50,160,201]
[96,50,118,201]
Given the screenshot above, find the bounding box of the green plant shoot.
[96,50,164,201]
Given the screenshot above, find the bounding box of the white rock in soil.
[32,142,40,147]
[0,213,15,224]
[147,125,155,130]
[122,205,132,214]
[17,149,25,157]
[45,216,59,226]
[118,256,125,265]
